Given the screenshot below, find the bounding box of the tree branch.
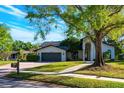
[75,5,83,12]
[109,6,123,17]
[86,32,95,42]
[102,25,121,38]
[100,21,124,35]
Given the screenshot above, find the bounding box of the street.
[0,77,68,88]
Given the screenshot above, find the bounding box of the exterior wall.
[102,43,115,59]
[78,50,83,60]
[90,42,95,61]
[37,46,66,61]
[66,52,72,60]
[82,37,95,61]
[82,37,115,61]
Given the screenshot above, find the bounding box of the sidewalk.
[59,73,124,83]
[21,70,124,83]
[20,63,124,83]
[59,64,89,74]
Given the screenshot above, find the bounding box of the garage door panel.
[42,53,61,62]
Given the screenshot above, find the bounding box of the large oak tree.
[26,5,124,66]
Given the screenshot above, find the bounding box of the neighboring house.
[36,37,115,62]
[9,51,30,60]
[9,51,18,60]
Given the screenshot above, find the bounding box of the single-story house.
[35,41,82,62]
[9,51,19,60]
[36,37,115,62]
[9,51,30,60]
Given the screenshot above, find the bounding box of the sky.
[0,5,66,44]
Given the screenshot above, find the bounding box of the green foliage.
[13,40,39,51]
[26,53,39,62]
[25,5,124,65]
[103,50,111,60]
[0,24,13,60]
[25,5,124,41]
[0,24,13,52]
[7,72,124,88]
[17,50,27,62]
[60,37,81,52]
[25,6,66,40]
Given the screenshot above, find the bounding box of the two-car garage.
[41,53,61,62]
[37,45,66,62]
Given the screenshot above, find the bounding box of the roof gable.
[82,37,114,47]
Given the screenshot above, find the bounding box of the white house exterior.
[82,37,115,61]
[37,46,66,62]
[36,38,115,62]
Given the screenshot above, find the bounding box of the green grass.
[108,61,124,70]
[6,72,124,88]
[0,61,16,66]
[75,61,124,79]
[26,61,83,72]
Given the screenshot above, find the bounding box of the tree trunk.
[93,35,105,67]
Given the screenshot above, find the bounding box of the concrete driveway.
[0,62,49,77]
[0,62,69,88]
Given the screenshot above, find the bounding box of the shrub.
[103,50,111,60]
[26,53,39,62]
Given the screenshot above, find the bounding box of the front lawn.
[0,61,16,66]
[6,72,124,88]
[108,61,124,70]
[26,61,83,72]
[75,61,124,79]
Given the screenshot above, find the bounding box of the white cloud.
[7,23,29,31]
[10,28,35,42]
[0,21,3,24]
[44,31,66,42]
[9,24,66,43]
[0,5,27,17]
[5,5,26,16]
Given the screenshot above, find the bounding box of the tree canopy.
[0,24,13,52]
[25,5,124,66]
[12,40,39,51]
[60,37,81,52]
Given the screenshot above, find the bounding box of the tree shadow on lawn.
[6,72,73,81]
[6,72,38,80]
[77,63,120,72]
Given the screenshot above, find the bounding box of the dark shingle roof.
[41,41,61,48]
[35,41,69,51]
